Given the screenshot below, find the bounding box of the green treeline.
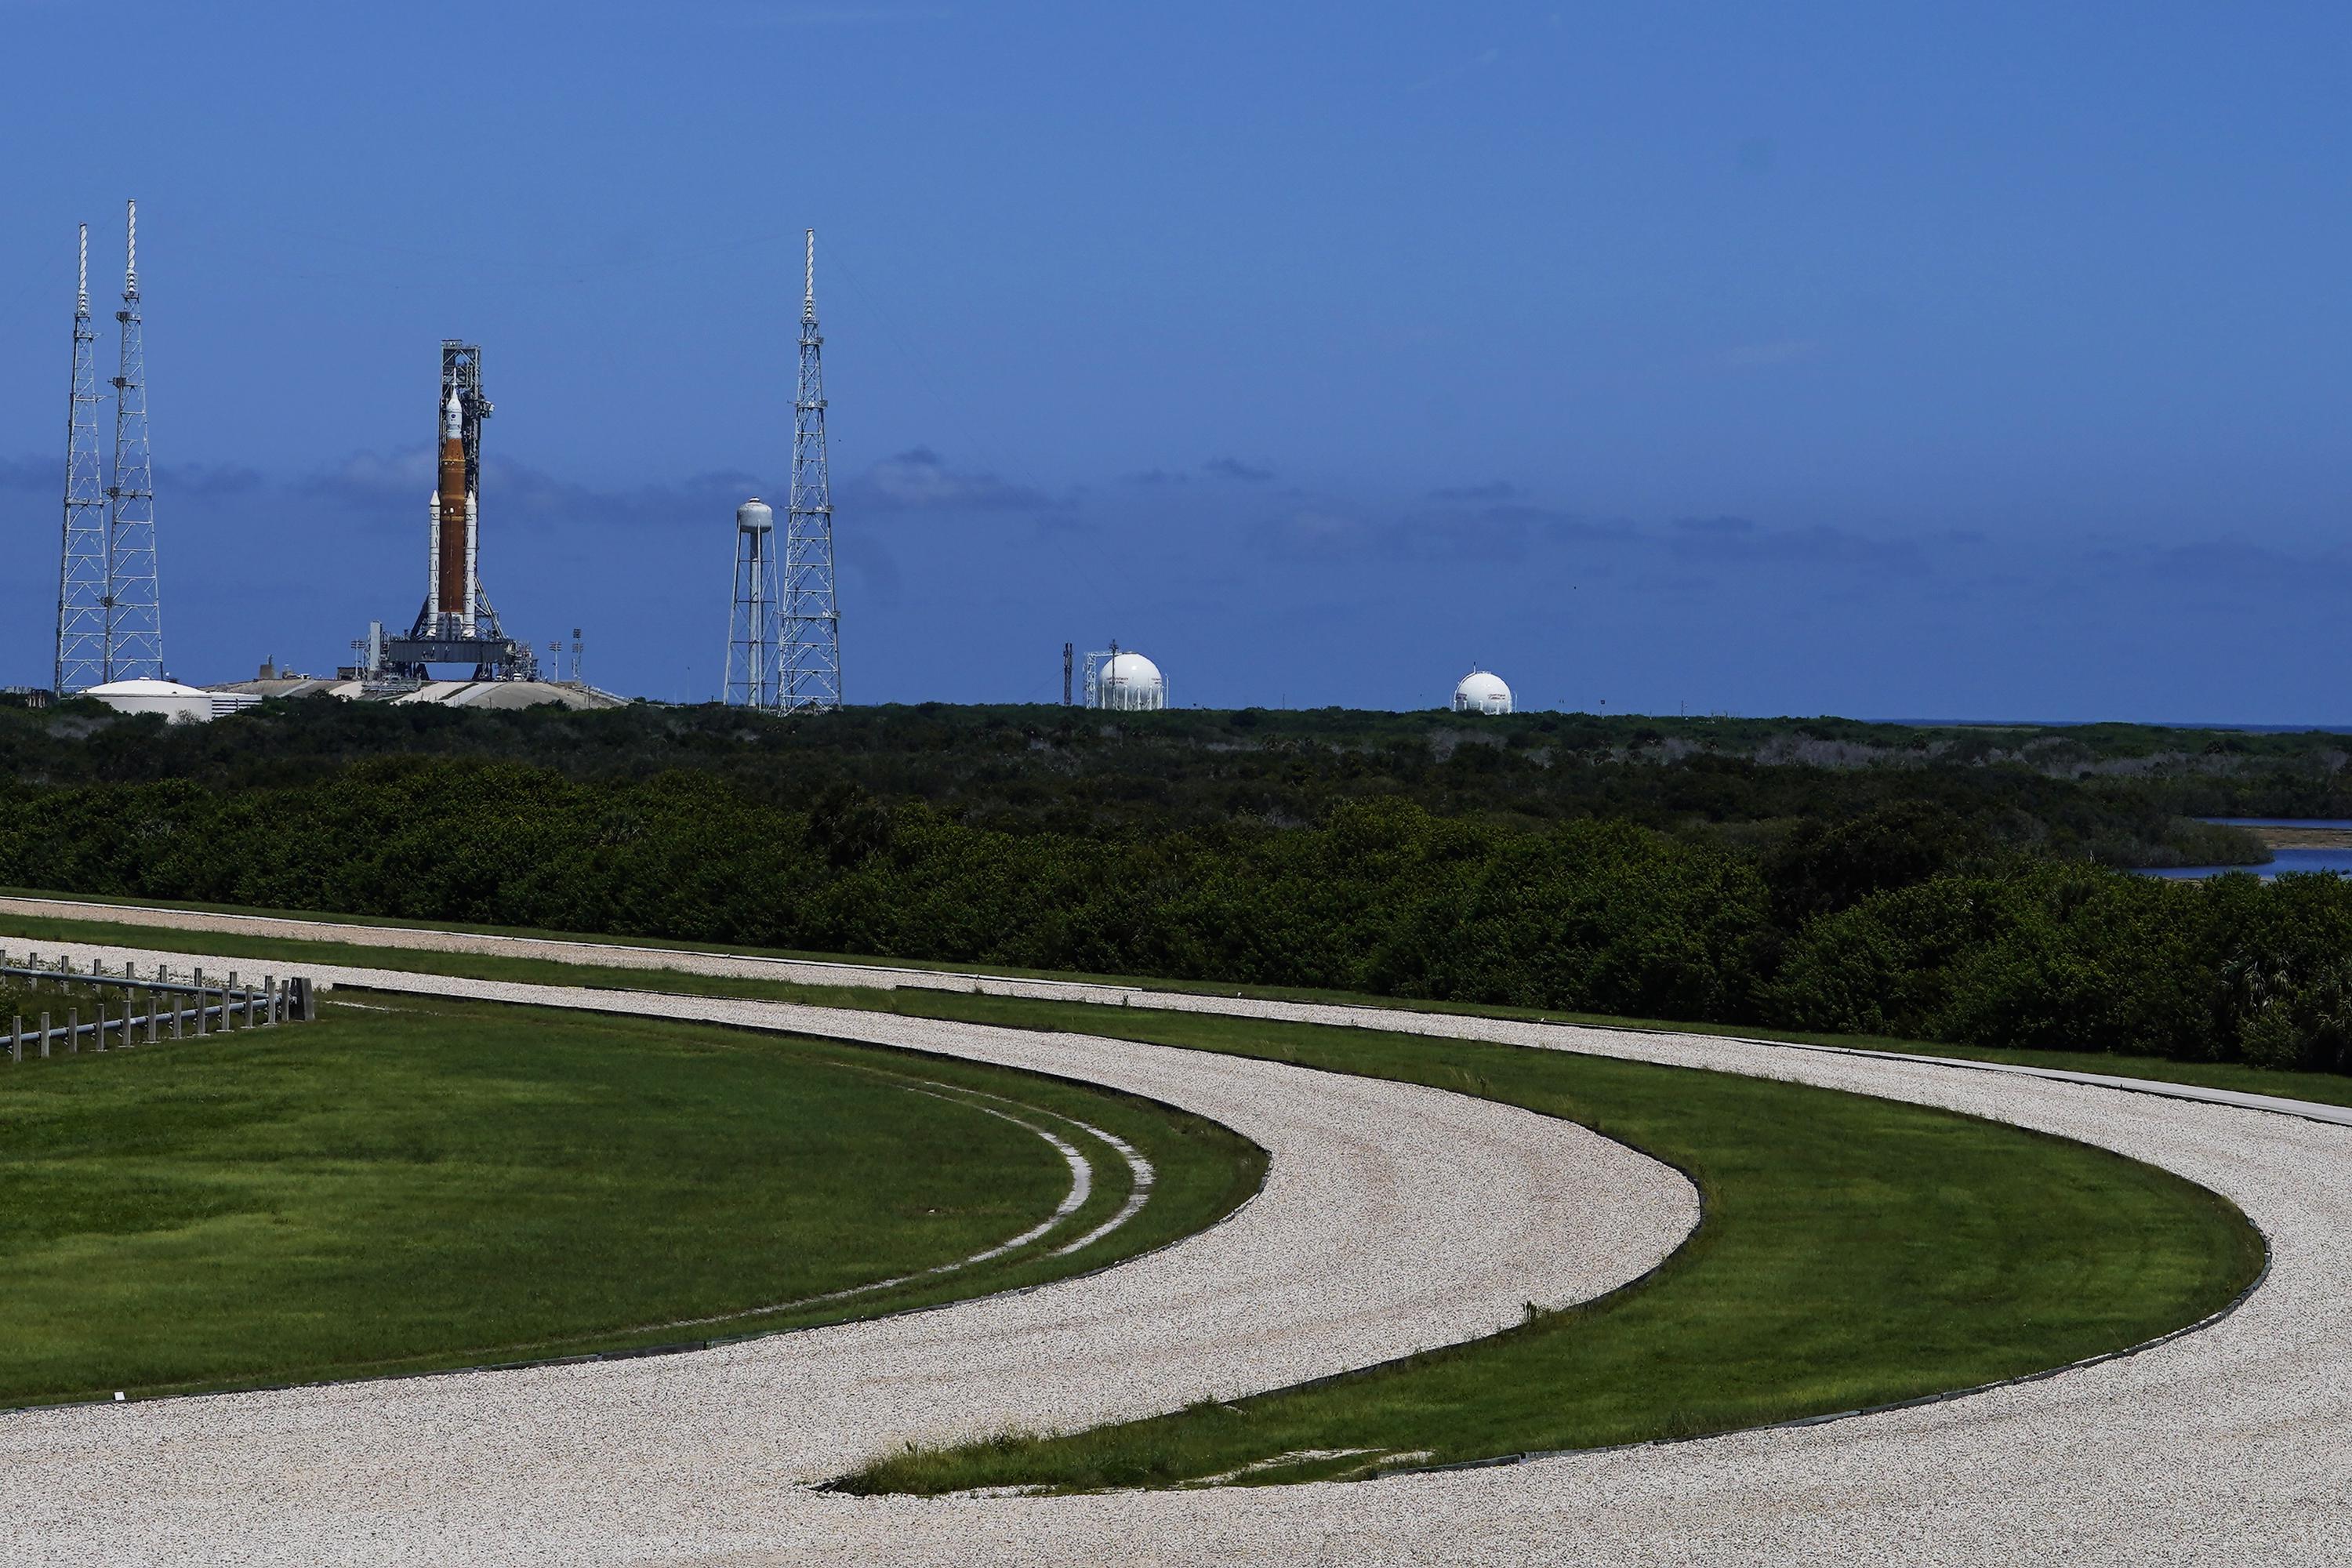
[0,695,2329,862]
[6,757,2347,1076]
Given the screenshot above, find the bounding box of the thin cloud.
[1668,515,1927,575]
[1203,457,1275,482]
[157,463,264,499]
[1427,481,1519,503]
[0,456,51,492]
[842,447,1061,514]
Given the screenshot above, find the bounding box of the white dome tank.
[1453,668,1512,715]
[1098,651,1167,711]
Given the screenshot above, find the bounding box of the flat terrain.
[5,926,2264,1471]
[0,992,1261,1406]
[843,1004,2261,1490]
[2,949,2336,1566]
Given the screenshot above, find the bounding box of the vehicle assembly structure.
[55,203,166,695]
[358,341,539,683]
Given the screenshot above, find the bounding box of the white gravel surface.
[0,940,1696,1566]
[2,912,2347,1565]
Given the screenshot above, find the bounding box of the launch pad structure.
[360,340,539,684]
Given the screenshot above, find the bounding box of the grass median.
[836,1005,2266,1491]
[0,902,2274,1484]
[0,992,1263,1408]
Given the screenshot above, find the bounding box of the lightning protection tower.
[103,200,165,683]
[725,497,782,708]
[780,229,842,712]
[55,223,109,695]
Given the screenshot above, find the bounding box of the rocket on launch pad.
[427,388,477,635]
[359,339,538,683]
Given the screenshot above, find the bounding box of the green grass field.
[0,992,1263,1407]
[0,898,2270,1485]
[2,896,2347,1109]
[837,1005,2265,1491]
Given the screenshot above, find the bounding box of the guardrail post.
[145,989,158,1044]
[39,1011,49,1058]
[9,1018,19,1064]
[67,1007,78,1054]
[94,999,107,1052]
[196,989,208,1038]
[172,996,183,1041]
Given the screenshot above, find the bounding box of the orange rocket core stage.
[437,434,467,618]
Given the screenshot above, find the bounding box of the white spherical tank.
[1098,651,1167,711]
[737,497,775,532]
[1453,668,1512,715]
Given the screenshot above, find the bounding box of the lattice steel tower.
[780,229,841,712]
[724,497,782,708]
[55,223,109,695]
[103,200,165,682]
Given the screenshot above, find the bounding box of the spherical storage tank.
[1098,651,1167,711]
[1453,668,1512,715]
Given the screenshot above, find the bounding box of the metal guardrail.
[0,949,315,1064]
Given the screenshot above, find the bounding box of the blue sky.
[3,2,2350,717]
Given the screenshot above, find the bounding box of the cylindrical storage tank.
[738,497,775,532]
[1453,669,1512,715]
[1098,651,1167,711]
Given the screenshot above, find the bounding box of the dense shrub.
[5,755,2345,1079]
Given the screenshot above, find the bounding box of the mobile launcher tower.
[358,341,537,683]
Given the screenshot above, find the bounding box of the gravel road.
[0,909,2345,1565]
[0,940,1696,1566]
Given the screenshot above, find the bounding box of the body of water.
[2141,819,2352,880]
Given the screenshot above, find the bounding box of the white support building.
[85,679,259,724]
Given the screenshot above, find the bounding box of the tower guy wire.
[780,229,842,712]
[103,200,164,683]
[55,223,108,695]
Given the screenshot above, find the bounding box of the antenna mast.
[780,228,842,712]
[103,199,165,682]
[55,223,109,695]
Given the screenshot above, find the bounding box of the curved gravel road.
[0,942,1697,1566]
[1,913,2347,1565]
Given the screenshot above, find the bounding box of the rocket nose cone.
[443,390,463,439]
